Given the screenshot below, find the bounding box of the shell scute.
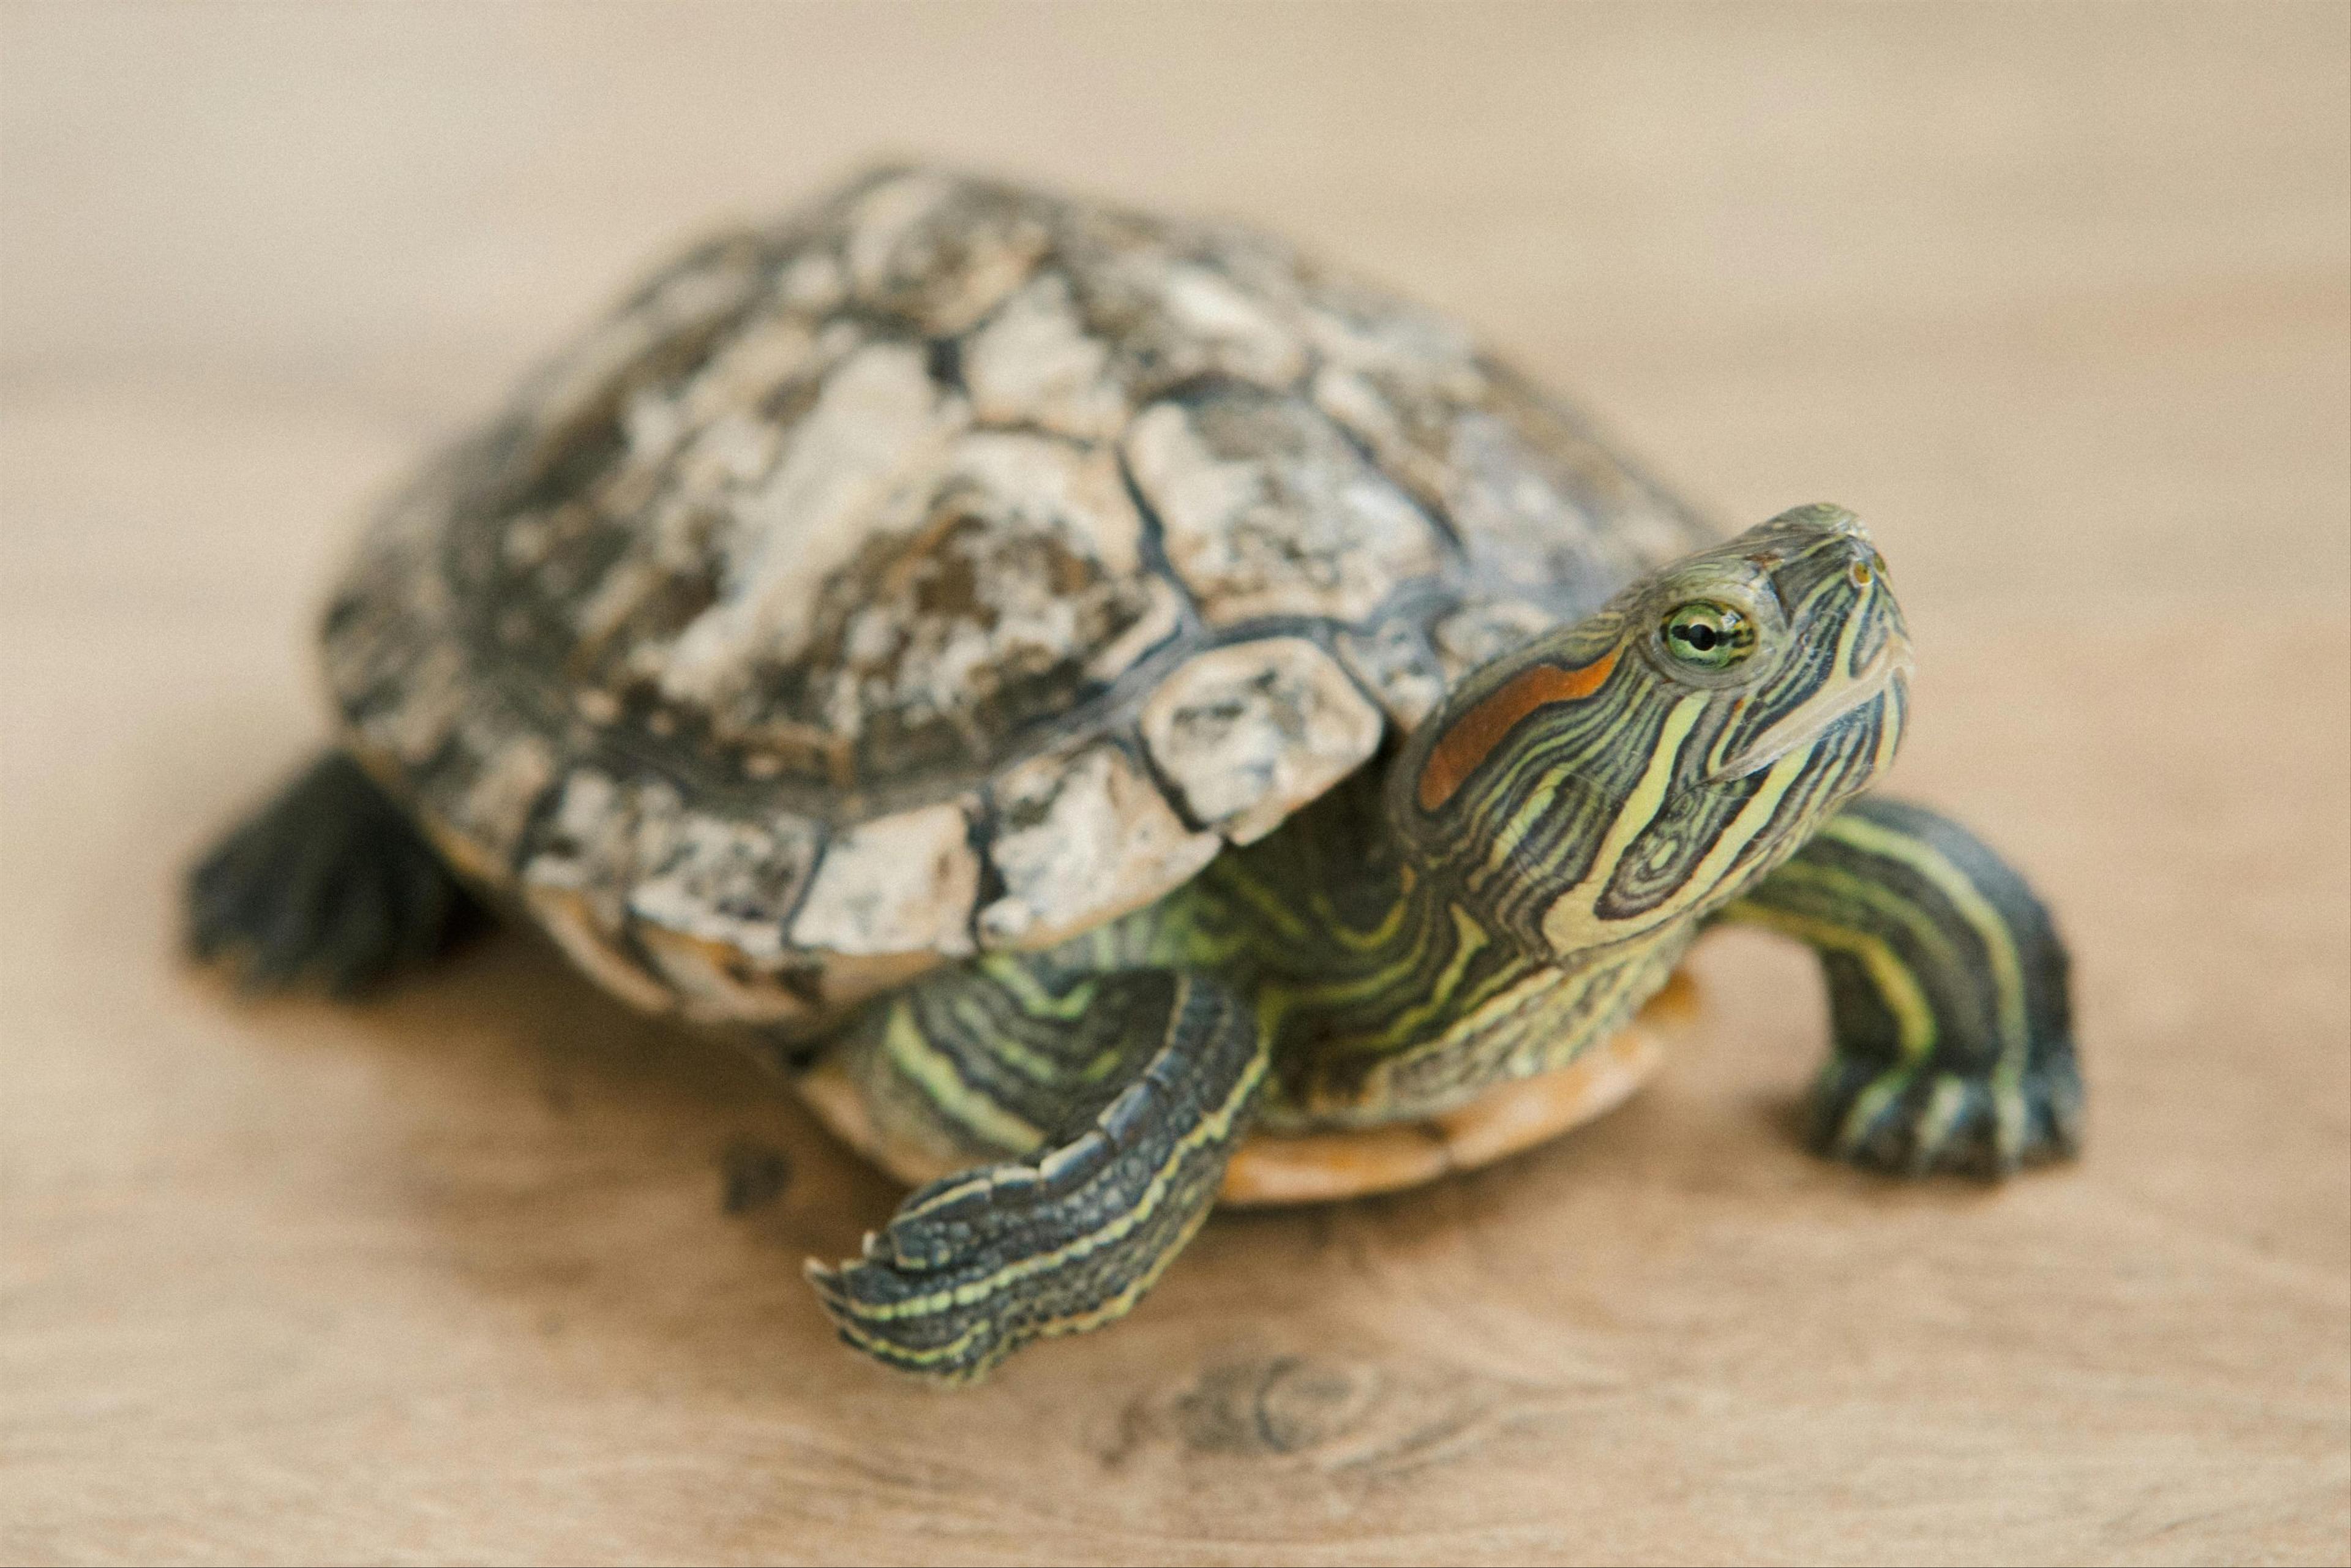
[788,800,981,964]
[1139,638,1385,846]
[324,166,1714,1026]
[977,741,1221,952]
[963,272,1130,439]
[1124,384,1446,627]
[842,168,1056,337]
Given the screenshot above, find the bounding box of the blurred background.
[4,5,2345,1563]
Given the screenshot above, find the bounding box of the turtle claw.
[1809,1057,2083,1179]
[186,752,481,996]
[800,1258,850,1313]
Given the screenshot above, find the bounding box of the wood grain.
[2,5,2345,1562]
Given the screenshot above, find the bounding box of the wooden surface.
[3,5,2347,1562]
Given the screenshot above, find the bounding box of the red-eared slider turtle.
[189,166,2080,1381]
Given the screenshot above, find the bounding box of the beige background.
[3,4,2347,1563]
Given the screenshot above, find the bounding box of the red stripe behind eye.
[1415,648,1619,812]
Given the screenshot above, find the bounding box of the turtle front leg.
[186,751,483,995]
[1717,795,2082,1176]
[804,965,1267,1382]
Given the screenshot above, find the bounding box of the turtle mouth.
[1704,629,1914,782]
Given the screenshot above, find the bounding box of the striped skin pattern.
[804,971,1264,1381]
[1136,771,1700,1130]
[1719,795,2081,1174]
[810,506,2034,1379]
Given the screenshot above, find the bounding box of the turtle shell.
[321,165,1713,1030]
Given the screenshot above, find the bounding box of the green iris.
[1660,601,1756,669]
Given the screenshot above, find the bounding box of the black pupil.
[1678,621,1719,651]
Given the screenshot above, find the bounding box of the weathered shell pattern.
[322,167,1714,1033]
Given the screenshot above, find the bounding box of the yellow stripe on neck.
[1534,694,1703,950]
[1542,716,1817,954]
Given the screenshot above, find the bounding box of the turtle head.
[1393,503,1912,962]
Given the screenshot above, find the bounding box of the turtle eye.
[1660,601,1756,669]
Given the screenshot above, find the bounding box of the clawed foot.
[186,752,482,995]
[808,970,1264,1381]
[1809,1054,2082,1178]
[805,1136,1172,1384]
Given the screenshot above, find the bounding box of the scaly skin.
[1719,795,2080,1177]
[806,506,2077,1381]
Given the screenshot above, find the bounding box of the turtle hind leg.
[186,751,484,996]
[807,969,1267,1382]
[1719,794,2081,1177]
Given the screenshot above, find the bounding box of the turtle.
[187,165,2081,1381]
